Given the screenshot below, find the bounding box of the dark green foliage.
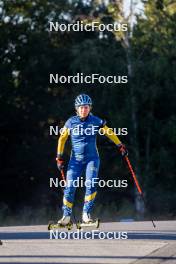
[0,0,175,224]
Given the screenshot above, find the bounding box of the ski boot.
[77,213,100,229]
[82,212,93,223]
[48,216,73,230]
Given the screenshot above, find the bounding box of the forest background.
[0,0,176,225]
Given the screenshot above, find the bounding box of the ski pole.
[124,156,156,228]
[60,169,66,184]
[60,169,77,225]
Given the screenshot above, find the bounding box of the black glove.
[117,143,128,157]
[56,156,64,171]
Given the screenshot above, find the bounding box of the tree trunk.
[123,1,145,217]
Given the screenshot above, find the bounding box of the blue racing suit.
[57,113,122,216]
[60,114,105,216]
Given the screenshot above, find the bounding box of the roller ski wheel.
[48,220,73,231]
[77,218,100,230]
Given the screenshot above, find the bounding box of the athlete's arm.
[56,127,69,171]
[100,125,128,157]
[100,125,121,145]
[57,127,69,157]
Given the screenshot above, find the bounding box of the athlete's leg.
[62,159,83,216]
[83,158,100,214]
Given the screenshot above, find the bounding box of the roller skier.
[56,94,128,227]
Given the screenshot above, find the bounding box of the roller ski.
[77,213,100,230]
[48,216,73,231]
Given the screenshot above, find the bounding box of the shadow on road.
[0,254,176,264]
[0,231,176,240]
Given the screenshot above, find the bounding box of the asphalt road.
[0,221,176,264]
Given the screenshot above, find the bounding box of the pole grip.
[60,169,66,184]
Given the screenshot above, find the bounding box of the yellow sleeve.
[100,125,121,145]
[57,127,69,156]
